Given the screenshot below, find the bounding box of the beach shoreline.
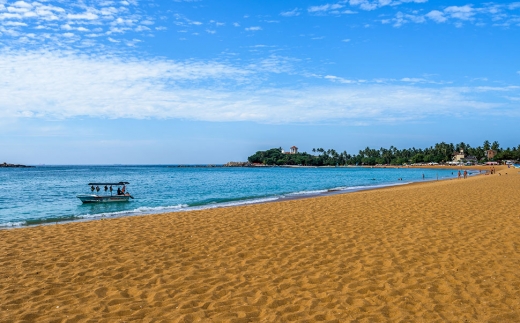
[1,167,519,322]
[0,166,492,230]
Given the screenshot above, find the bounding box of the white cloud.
[1,49,513,124]
[0,0,150,48]
[135,25,150,32]
[0,12,22,19]
[4,21,27,26]
[245,26,262,31]
[324,75,356,84]
[12,1,32,9]
[342,38,351,42]
[385,3,520,27]
[444,5,474,21]
[401,77,426,83]
[66,12,99,20]
[308,3,344,13]
[508,2,520,10]
[280,8,300,17]
[391,11,425,27]
[426,10,447,23]
[348,0,427,11]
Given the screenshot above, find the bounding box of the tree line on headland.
[247,141,520,166]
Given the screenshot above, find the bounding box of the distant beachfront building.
[464,155,478,164]
[452,149,465,162]
[486,149,497,160]
[282,146,299,154]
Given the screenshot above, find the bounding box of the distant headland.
[245,141,519,166]
[1,162,34,168]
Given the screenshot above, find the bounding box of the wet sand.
[1,167,520,322]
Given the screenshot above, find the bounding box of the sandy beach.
[1,167,519,322]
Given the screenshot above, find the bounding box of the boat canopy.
[87,182,129,186]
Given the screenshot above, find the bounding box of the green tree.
[483,140,491,151]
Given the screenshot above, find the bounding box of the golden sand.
[1,168,520,322]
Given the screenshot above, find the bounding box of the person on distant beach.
[458,170,461,179]
[463,170,468,179]
[422,173,425,179]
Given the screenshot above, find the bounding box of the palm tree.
[483,140,491,151]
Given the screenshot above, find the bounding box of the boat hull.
[77,194,131,203]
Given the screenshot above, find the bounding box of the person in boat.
[122,185,126,194]
[91,185,95,192]
[104,185,108,192]
[96,186,100,192]
[117,187,122,195]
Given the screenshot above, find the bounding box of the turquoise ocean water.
[0,166,473,228]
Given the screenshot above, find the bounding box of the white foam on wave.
[181,196,281,211]
[79,204,189,219]
[286,181,411,197]
[0,221,26,228]
[287,189,329,196]
[80,197,282,220]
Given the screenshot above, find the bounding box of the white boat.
[77,182,134,203]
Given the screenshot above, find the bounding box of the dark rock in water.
[1,162,34,168]
[224,161,251,167]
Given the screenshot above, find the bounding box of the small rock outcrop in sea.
[224,161,251,167]
[1,162,34,168]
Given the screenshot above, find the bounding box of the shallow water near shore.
[0,165,470,227]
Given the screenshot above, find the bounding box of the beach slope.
[1,170,520,322]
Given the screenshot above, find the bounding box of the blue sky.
[1,0,519,164]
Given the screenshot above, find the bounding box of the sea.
[0,165,474,228]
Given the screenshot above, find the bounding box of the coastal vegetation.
[247,141,520,166]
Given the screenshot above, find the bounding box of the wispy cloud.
[308,3,344,13]
[425,10,447,23]
[0,0,160,47]
[444,5,475,21]
[300,1,520,28]
[345,0,426,11]
[245,26,262,31]
[280,8,301,17]
[385,11,426,27]
[1,49,517,124]
[393,3,520,27]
